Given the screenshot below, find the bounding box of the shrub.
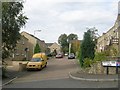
[94,52,107,62]
[83,58,93,68]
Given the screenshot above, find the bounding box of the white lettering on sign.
[102,61,117,66]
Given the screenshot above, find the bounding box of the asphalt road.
[2,57,118,88]
[3,78,118,88]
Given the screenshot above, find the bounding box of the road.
[3,57,118,88]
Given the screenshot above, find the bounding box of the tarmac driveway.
[12,57,79,83]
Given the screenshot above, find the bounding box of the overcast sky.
[21,0,119,43]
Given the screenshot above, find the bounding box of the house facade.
[46,42,61,54]
[12,35,30,60]
[96,15,119,54]
[12,31,48,61]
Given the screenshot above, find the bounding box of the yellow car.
[26,53,47,70]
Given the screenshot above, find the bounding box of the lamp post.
[69,41,71,55]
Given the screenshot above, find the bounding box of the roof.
[21,31,45,42]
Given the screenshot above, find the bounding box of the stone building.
[96,15,119,55]
[12,35,30,60]
[19,31,48,59]
[46,42,61,54]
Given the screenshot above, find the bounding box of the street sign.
[102,61,117,66]
[102,60,120,67]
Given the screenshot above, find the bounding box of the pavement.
[2,64,27,86]
[69,70,119,82]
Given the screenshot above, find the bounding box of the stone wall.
[4,57,12,66]
[88,61,120,74]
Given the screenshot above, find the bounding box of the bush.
[83,58,93,68]
[94,52,107,62]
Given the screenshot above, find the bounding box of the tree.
[34,43,41,54]
[2,2,28,59]
[79,30,96,67]
[67,33,78,43]
[58,33,78,54]
[71,40,80,55]
[2,2,28,77]
[58,34,68,54]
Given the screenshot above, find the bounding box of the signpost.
[102,61,117,67]
[102,60,120,74]
[102,61,116,75]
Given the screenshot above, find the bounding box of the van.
[26,53,47,70]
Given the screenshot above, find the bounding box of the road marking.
[2,77,18,86]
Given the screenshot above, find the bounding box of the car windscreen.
[31,58,42,62]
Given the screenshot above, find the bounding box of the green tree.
[58,34,68,54]
[58,33,78,54]
[34,43,41,54]
[71,40,80,55]
[2,2,28,59]
[2,2,28,77]
[67,33,78,43]
[79,30,96,67]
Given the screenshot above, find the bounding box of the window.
[31,58,42,62]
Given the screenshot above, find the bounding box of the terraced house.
[46,42,61,54]
[12,31,48,61]
[96,14,120,56]
[12,35,30,61]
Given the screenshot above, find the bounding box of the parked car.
[56,53,63,58]
[26,53,47,70]
[68,53,75,59]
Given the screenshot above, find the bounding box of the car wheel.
[45,62,47,67]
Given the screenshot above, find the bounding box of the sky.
[21,0,120,43]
